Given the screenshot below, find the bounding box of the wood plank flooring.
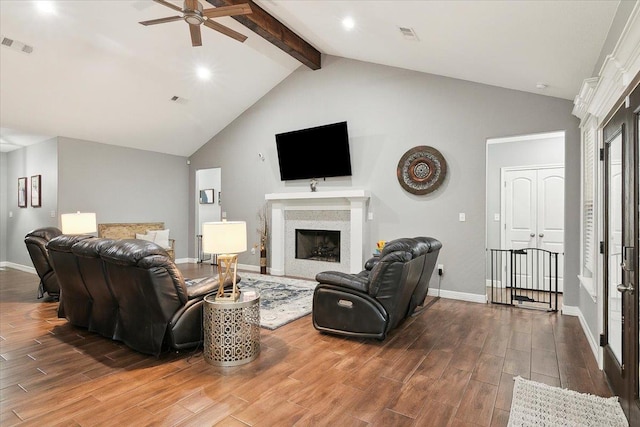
[0,264,612,426]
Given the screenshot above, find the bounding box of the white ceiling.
[0,0,621,156]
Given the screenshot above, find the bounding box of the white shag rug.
[508,376,628,427]
[237,272,317,330]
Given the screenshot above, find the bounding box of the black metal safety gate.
[489,248,560,312]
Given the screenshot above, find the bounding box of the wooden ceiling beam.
[205,0,321,70]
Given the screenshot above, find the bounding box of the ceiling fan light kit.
[139,0,252,47]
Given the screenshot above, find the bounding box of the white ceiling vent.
[398,27,419,41]
[170,95,188,105]
[1,35,33,54]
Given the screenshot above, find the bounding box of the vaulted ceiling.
[0,1,621,155]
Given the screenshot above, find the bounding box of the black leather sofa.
[24,227,62,299]
[47,236,228,356]
[312,236,441,340]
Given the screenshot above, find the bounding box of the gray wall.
[4,138,59,267]
[486,136,565,255]
[189,55,582,304]
[57,137,190,259]
[1,152,7,263]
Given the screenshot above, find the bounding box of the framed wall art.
[31,175,41,207]
[18,177,27,208]
[199,188,214,204]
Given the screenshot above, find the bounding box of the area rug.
[237,272,317,330]
[507,376,628,427]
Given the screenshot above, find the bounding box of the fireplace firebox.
[295,229,340,262]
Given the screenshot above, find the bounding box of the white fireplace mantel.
[265,190,371,276]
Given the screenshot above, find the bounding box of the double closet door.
[502,166,565,292]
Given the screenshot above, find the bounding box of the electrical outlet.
[251,247,256,255]
[438,264,444,276]
[459,213,466,222]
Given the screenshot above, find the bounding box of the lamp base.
[216,254,240,301]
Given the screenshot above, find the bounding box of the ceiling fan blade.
[152,0,183,13]
[189,24,202,47]
[202,4,252,19]
[139,16,183,26]
[203,19,247,43]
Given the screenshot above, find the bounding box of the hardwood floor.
[0,264,612,426]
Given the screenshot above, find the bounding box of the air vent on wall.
[398,27,419,41]
[1,35,33,54]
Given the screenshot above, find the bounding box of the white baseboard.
[428,288,487,304]
[561,304,600,364]
[0,262,36,275]
[486,279,504,288]
[175,257,195,264]
[238,263,261,273]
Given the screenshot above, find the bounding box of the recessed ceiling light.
[196,67,211,81]
[35,1,56,15]
[342,17,355,31]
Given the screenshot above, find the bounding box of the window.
[580,126,597,298]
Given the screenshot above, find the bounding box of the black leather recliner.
[72,238,119,339]
[312,237,441,340]
[24,227,62,299]
[99,239,220,356]
[47,234,97,327]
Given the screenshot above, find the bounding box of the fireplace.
[296,229,340,262]
[265,189,371,278]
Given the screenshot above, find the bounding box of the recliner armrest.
[364,256,379,271]
[185,276,218,299]
[315,271,369,293]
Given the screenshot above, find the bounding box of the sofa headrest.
[25,227,62,242]
[413,236,442,253]
[381,237,430,259]
[72,238,116,258]
[47,235,96,253]
[99,239,170,266]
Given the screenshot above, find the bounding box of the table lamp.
[202,220,247,301]
[61,212,97,235]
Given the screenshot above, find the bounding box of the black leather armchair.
[24,227,62,299]
[312,237,441,340]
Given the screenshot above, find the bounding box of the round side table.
[203,289,260,366]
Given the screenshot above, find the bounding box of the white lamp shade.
[61,212,97,234]
[202,221,247,254]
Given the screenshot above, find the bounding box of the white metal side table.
[203,289,260,366]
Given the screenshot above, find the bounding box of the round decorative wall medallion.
[396,146,447,195]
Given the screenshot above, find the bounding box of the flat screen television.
[275,121,352,181]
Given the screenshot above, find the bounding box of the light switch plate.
[459,213,466,222]
[494,213,500,221]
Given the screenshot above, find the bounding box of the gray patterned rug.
[237,272,317,330]
[508,376,628,427]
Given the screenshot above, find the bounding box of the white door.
[502,166,564,292]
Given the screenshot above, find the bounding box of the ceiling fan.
[139,0,252,46]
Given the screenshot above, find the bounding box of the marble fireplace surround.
[265,190,371,277]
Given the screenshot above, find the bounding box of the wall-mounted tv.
[275,121,352,181]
